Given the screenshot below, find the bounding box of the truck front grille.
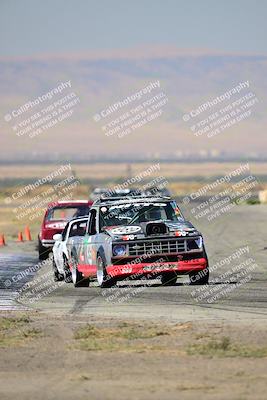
[126,237,201,257]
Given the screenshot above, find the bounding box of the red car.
[38,200,93,260]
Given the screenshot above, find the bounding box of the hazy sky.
[0,0,267,56]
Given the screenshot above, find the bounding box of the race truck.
[38,200,93,260]
[68,196,209,287]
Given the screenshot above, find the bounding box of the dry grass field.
[1,312,267,400]
[0,162,266,242]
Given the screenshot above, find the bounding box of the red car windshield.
[46,206,89,221]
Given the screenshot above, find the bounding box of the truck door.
[85,209,98,275]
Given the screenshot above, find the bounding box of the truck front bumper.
[106,257,208,278]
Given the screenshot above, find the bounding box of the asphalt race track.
[0,205,267,323]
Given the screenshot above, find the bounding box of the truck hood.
[102,220,200,239]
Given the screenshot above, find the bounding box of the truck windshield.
[100,201,184,228]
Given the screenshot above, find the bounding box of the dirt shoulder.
[0,311,267,400]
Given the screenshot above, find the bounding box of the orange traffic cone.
[0,234,6,246]
[17,232,23,242]
[24,226,32,241]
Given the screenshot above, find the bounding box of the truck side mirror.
[53,233,63,241]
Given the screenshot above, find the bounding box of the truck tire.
[189,269,209,285]
[52,255,64,282]
[189,247,210,285]
[63,255,72,283]
[71,254,89,287]
[161,272,177,286]
[97,255,116,288]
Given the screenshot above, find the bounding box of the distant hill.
[0,47,266,159]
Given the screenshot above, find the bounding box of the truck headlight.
[113,244,127,256]
[187,237,203,250]
[196,237,203,249]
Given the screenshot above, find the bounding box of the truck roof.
[93,195,171,207]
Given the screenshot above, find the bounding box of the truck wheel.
[52,255,64,282]
[189,247,210,285]
[71,254,89,287]
[97,255,116,288]
[38,237,50,260]
[63,255,72,283]
[189,269,209,285]
[161,272,177,286]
